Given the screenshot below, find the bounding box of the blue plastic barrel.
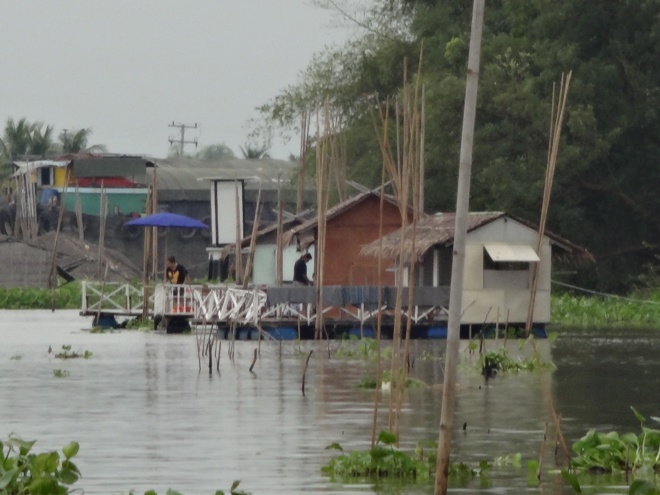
[427,326,448,339]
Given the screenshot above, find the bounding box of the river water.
[1,310,658,495]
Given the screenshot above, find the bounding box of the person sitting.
[293,253,313,286]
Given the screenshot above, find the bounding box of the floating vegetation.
[492,452,522,467]
[0,436,81,493]
[356,369,427,391]
[334,337,392,361]
[53,369,70,378]
[123,317,154,330]
[10,355,21,360]
[478,345,555,376]
[53,345,93,359]
[560,408,660,494]
[0,281,81,310]
[552,292,660,328]
[570,407,660,474]
[126,481,251,495]
[322,431,489,482]
[0,435,250,495]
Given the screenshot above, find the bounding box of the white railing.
[81,282,151,314]
[81,282,450,327]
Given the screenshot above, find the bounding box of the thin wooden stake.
[249,348,258,373]
[302,349,313,396]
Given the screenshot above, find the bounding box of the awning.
[484,243,540,262]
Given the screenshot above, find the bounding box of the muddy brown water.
[1,310,658,494]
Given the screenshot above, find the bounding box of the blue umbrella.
[126,212,209,229]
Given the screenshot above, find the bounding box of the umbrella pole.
[142,186,153,321]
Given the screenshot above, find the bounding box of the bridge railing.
[81,282,450,326]
[81,282,152,315]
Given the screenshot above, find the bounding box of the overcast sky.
[0,0,354,159]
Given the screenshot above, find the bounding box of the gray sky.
[0,0,353,159]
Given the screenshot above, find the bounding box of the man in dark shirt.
[293,253,313,286]
[165,256,189,285]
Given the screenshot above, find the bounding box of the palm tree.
[30,123,55,157]
[58,128,107,153]
[240,142,270,160]
[0,117,35,162]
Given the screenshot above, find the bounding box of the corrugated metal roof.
[147,157,301,201]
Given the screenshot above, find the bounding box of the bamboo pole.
[242,181,263,289]
[74,184,84,242]
[97,183,107,278]
[151,166,159,281]
[370,145,388,448]
[48,168,71,297]
[275,186,284,286]
[435,1,485,493]
[297,110,310,214]
[525,72,572,335]
[314,104,331,339]
[234,179,243,284]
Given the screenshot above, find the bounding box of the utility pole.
[168,122,198,156]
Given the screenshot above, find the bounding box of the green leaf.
[631,406,646,424]
[8,437,36,456]
[0,467,18,489]
[62,441,79,460]
[377,431,397,446]
[165,490,183,495]
[325,442,343,452]
[561,469,581,493]
[629,479,660,495]
[59,468,80,485]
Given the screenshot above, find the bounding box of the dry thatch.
[360,211,595,265]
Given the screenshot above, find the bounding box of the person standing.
[165,256,190,285]
[293,253,313,286]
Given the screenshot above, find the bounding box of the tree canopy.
[258,0,660,293]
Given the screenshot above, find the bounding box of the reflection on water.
[0,310,657,494]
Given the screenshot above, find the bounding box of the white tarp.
[484,242,540,262]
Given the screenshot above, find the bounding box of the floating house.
[360,211,594,330]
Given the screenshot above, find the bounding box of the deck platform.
[80,282,451,336]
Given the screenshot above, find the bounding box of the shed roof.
[360,212,594,264]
